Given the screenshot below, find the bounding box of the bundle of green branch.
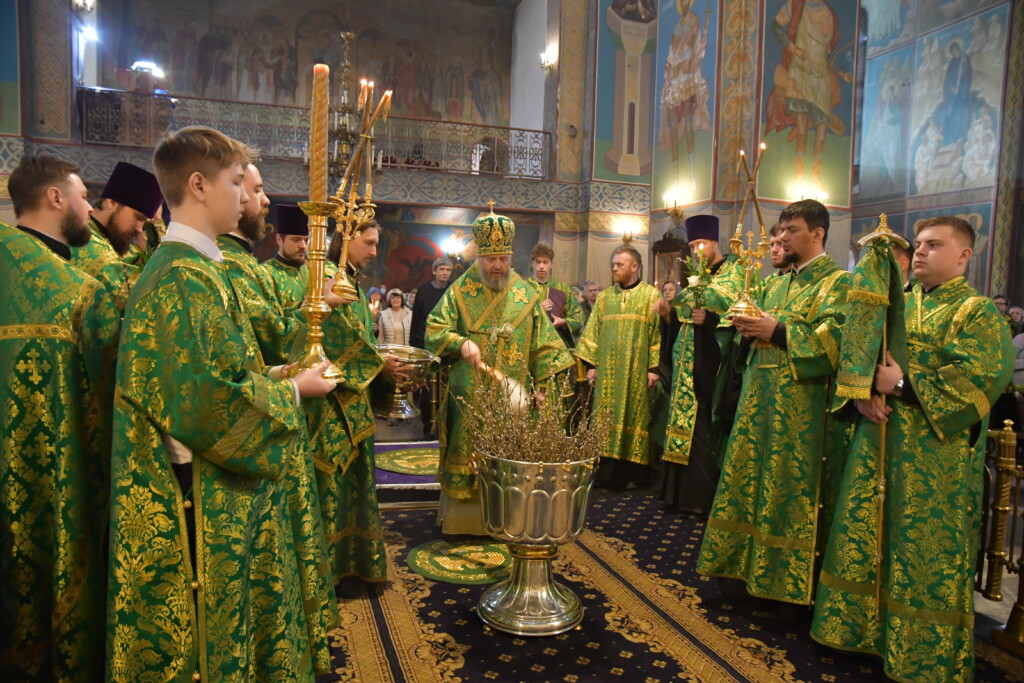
[458,370,608,465]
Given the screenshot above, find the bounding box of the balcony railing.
[77,87,552,180]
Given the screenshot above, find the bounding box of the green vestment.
[106,241,316,682]
[0,223,120,682]
[664,254,744,465]
[263,256,308,309]
[526,275,584,348]
[70,217,138,313]
[306,267,388,582]
[576,281,662,464]
[426,264,573,500]
[811,276,1014,683]
[217,235,336,674]
[698,254,850,604]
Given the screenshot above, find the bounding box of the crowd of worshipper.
[1,124,1019,683]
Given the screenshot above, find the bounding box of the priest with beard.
[72,161,164,312]
[1,155,121,680]
[426,207,573,535]
[214,160,340,673]
[263,203,310,309]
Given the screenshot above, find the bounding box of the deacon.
[655,215,743,514]
[311,220,405,585]
[577,246,662,490]
[263,203,310,308]
[697,199,850,605]
[216,161,337,673]
[1,156,121,681]
[426,207,573,534]
[72,161,164,311]
[410,256,454,437]
[106,127,337,682]
[812,216,1014,683]
[527,242,584,349]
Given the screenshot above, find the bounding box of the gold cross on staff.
[486,200,496,213]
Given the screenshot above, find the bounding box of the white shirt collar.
[162,221,223,262]
[793,252,827,275]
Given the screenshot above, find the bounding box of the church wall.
[853,0,1017,295]
[93,0,513,126]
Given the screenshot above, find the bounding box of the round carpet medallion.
[376,446,440,476]
[406,539,512,584]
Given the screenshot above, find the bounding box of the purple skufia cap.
[275,204,310,236]
[101,162,163,218]
[685,214,720,242]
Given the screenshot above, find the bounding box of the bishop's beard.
[479,269,511,291]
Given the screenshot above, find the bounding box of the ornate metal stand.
[374,344,439,422]
[475,453,597,636]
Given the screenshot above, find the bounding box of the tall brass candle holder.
[328,79,392,301]
[727,144,769,319]
[295,63,344,381]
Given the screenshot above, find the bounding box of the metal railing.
[977,419,1024,658]
[77,87,551,179]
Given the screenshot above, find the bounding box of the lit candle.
[362,81,375,131]
[366,89,392,131]
[309,63,330,203]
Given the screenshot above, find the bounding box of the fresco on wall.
[758,0,859,207]
[0,0,18,135]
[593,0,657,184]
[918,0,1004,34]
[858,44,915,201]
[863,0,917,57]
[909,4,1008,197]
[97,0,511,126]
[906,202,992,294]
[366,205,542,291]
[652,0,718,208]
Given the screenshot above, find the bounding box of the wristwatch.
[892,377,905,399]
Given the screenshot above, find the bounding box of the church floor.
[316,494,1023,683]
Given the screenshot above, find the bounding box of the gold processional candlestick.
[329,80,392,300]
[727,143,769,319]
[297,63,344,381]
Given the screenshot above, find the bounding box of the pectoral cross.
[15,348,49,384]
[487,322,513,344]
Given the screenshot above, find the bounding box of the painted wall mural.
[859,43,914,201]
[862,0,917,58]
[0,0,18,136]
[95,0,512,126]
[652,0,719,209]
[909,3,1008,197]
[758,0,859,207]
[918,0,1005,34]
[593,0,658,184]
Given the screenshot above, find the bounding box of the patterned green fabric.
[107,241,316,682]
[263,256,308,309]
[0,223,120,681]
[218,236,305,365]
[698,255,851,604]
[576,282,662,465]
[217,235,336,673]
[664,254,743,465]
[306,275,388,582]
[526,275,584,348]
[70,217,138,313]
[425,263,573,499]
[811,276,1014,683]
[833,238,908,404]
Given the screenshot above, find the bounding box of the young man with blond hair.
[105,126,336,682]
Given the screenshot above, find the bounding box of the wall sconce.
[72,0,96,15]
[662,185,689,227]
[790,181,828,203]
[540,48,557,72]
[621,231,635,246]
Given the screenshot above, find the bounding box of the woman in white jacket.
[378,287,411,346]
